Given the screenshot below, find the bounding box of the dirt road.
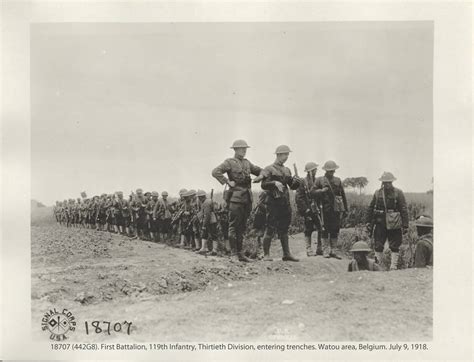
[31,225,432,341]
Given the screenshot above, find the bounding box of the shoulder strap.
[325,176,336,196]
[381,187,388,212]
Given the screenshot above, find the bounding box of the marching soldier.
[147,192,159,242]
[310,160,348,260]
[212,139,264,262]
[196,190,219,255]
[347,241,381,272]
[261,145,302,262]
[178,189,197,249]
[155,191,173,241]
[295,161,323,257]
[251,191,267,259]
[413,215,433,268]
[366,172,408,270]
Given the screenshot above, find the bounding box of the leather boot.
[238,251,251,262]
[198,239,208,255]
[179,234,185,248]
[256,236,264,260]
[390,252,399,270]
[194,238,202,251]
[315,233,323,255]
[262,235,273,261]
[322,238,331,258]
[329,237,341,259]
[211,239,219,256]
[305,235,313,257]
[281,235,299,262]
[375,251,384,267]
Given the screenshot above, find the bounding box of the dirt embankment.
[31,225,432,341]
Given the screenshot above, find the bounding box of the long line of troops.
[53,140,433,271]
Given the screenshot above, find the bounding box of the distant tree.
[353,177,369,195]
[343,177,369,195]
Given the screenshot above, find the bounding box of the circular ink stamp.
[41,308,76,341]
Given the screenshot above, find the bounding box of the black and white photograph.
[1,1,472,360]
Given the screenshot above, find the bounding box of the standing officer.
[366,172,409,270]
[310,160,348,259]
[295,161,323,257]
[212,139,264,262]
[413,215,433,268]
[261,145,302,262]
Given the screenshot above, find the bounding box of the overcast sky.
[31,22,433,205]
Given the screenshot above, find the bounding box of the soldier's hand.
[253,175,263,183]
[274,181,284,192]
[227,180,236,188]
[322,187,330,193]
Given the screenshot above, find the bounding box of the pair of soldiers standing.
[295,160,348,259]
[213,139,348,262]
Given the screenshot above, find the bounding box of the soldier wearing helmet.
[366,172,409,271]
[195,190,219,255]
[212,139,265,262]
[261,145,302,262]
[348,241,381,272]
[147,191,160,242]
[177,189,197,249]
[154,191,173,241]
[130,188,149,240]
[295,161,323,257]
[413,215,433,268]
[310,160,348,259]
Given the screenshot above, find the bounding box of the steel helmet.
[116,191,123,195]
[162,191,169,196]
[379,171,397,182]
[350,241,371,253]
[322,160,339,171]
[197,189,206,197]
[144,191,151,196]
[186,189,197,197]
[275,145,292,154]
[179,188,188,196]
[136,188,143,194]
[151,191,159,197]
[304,162,319,172]
[414,215,433,228]
[230,139,250,149]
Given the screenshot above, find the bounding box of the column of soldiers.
[52,139,433,270]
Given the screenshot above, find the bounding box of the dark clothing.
[366,187,409,229]
[252,193,267,236]
[261,161,301,256]
[310,175,347,238]
[348,259,380,272]
[212,155,263,253]
[414,233,433,268]
[212,156,263,204]
[373,225,403,252]
[296,175,321,237]
[228,202,251,252]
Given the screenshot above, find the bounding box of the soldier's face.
[354,252,367,263]
[326,170,335,177]
[163,195,168,200]
[310,169,317,178]
[383,182,393,189]
[153,196,158,201]
[234,148,247,158]
[277,153,289,164]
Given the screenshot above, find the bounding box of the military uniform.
[366,173,408,271]
[347,241,381,272]
[295,167,323,256]
[414,233,433,268]
[212,153,263,259]
[197,194,219,255]
[155,192,173,239]
[310,162,347,258]
[261,151,301,261]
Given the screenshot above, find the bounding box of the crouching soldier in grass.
[348,241,381,272]
[366,172,408,270]
[413,215,433,268]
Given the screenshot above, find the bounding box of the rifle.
[293,163,324,230]
[171,205,185,225]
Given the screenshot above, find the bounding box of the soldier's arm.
[202,201,211,227]
[248,161,263,177]
[152,201,159,219]
[309,178,325,197]
[212,159,232,185]
[397,190,409,228]
[365,193,377,224]
[261,167,277,191]
[295,185,310,215]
